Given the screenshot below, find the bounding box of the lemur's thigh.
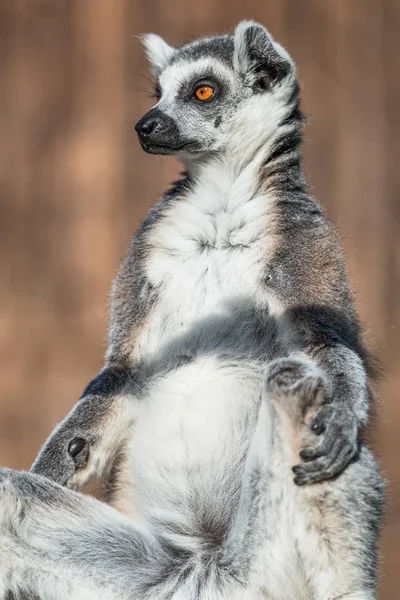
[295,449,381,600]
[0,470,251,600]
[0,469,159,600]
[264,358,383,600]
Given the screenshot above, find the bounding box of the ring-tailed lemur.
[0,21,383,600]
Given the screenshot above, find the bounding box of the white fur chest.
[137,162,275,358]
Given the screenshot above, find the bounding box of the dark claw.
[293,476,307,486]
[68,437,87,460]
[299,447,317,461]
[293,438,354,485]
[299,426,338,462]
[300,440,333,461]
[310,404,334,434]
[311,420,325,435]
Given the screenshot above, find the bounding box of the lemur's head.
[135,21,298,160]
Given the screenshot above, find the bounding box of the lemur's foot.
[265,357,358,485]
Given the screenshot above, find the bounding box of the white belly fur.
[113,166,292,592]
[127,181,276,517]
[128,355,264,519]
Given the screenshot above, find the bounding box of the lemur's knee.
[262,357,332,468]
[264,357,327,425]
[31,366,133,489]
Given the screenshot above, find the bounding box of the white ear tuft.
[233,20,294,84]
[142,33,176,75]
[233,20,266,72]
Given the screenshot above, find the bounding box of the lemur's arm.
[31,211,159,489]
[31,188,185,489]
[269,198,375,485]
[287,305,373,485]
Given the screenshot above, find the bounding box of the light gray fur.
[0,21,383,600]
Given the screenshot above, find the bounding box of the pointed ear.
[234,21,294,90]
[141,33,176,75]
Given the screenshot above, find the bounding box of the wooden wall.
[0,0,399,596]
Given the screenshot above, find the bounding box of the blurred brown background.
[0,0,399,596]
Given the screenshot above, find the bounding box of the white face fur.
[135,21,297,161]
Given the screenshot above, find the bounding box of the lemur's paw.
[292,403,358,485]
[265,358,358,486]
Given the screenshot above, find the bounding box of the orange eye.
[195,85,214,101]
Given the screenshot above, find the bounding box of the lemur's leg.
[31,366,138,490]
[0,468,164,600]
[0,411,261,600]
[0,469,230,600]
[264,357,383,600]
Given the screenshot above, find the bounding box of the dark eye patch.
[177,71,226,103]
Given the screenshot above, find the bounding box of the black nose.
[135,117,160,137]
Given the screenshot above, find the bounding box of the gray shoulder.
[107,175,191,362]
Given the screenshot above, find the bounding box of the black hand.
[293,404,358,485]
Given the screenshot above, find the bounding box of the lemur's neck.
[181,90,306,200]
[259,100,306,197]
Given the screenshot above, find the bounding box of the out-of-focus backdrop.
[0,0,399,596]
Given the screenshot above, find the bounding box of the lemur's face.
[135,21,296,158]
